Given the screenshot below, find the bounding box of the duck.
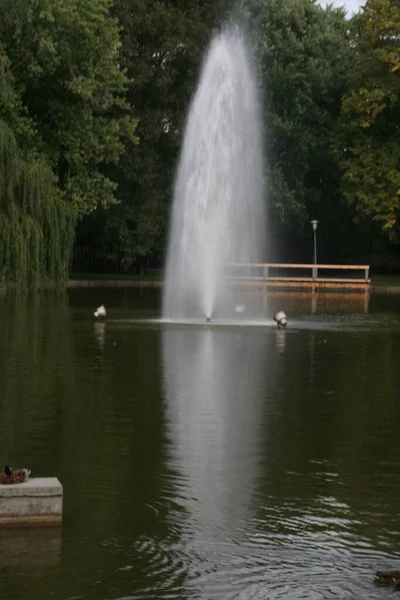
[273,310,287,328]
[374,571,400,587]
[94,305,107,321]
[0,465,31,484]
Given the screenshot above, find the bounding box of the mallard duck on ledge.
[374,571,400,588]
[0,465,31,484]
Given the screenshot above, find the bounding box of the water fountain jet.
[163,26,265,322]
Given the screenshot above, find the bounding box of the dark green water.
[0,288,400,600]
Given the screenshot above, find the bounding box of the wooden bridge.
[226,263,370,292]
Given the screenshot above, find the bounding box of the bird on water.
[273,310,287,328]
[94,305,107,320]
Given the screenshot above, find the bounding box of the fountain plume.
[163,26,265,320]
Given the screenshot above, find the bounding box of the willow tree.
[0,120,74,290]
[0,0,134,287]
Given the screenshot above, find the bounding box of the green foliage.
[3,0,391,272]
[0,0,138,216]
[247,0,353,233]
[0,119,75,290]
[335,0,400,233]
[114,0,226,258]
[0,36,74,289]
[0,54,37,146]
[74,0,230,270]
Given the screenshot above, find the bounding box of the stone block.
[0,478,63,525]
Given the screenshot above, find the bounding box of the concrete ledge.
[0,478,63,526]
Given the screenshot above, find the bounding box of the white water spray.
[163,27,265,321]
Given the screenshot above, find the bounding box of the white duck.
[273,310,287,328]
[94,305,107,321]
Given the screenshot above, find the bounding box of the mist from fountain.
[163,26,265,322]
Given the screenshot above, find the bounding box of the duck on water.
[374,571,400,588]
[94,305,107,321]
[274,311,287,328]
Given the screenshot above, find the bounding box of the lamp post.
[310,220,319,279]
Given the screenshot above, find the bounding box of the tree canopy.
[335,0,400,235]
[74,0,231,272]
[248,0,353,222]
[0,0,138,217]
[0,0,139,287]
[0,0,399,282]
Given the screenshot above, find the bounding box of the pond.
[0,287,399,600]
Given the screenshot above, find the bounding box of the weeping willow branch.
[0,120,75,290]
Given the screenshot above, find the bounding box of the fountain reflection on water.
[162,326,265,543]
[163,26,265,322]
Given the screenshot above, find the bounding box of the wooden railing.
[226,263,370,286]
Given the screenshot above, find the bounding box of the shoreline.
[68,279,162,288]
[67,278,400,294]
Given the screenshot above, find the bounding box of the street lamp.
[310,220,319,279]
